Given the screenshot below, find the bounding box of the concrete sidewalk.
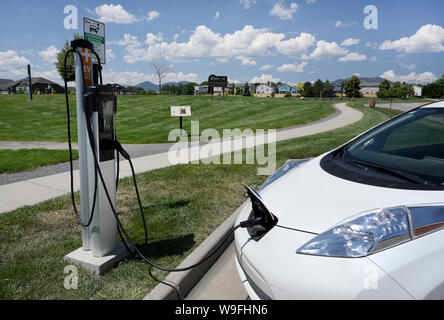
[0,103,362,214]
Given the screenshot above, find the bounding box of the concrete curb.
[143,202,247,300]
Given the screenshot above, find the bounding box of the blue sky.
[0,0,443,85]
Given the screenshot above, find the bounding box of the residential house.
[413,84,423,97]
[278,84,298,95]
[3,77,64,94]
[359,82,380,97]
[255,84,275,95]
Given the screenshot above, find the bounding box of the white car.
[235,101,444,300]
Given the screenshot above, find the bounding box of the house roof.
[4,77,60,88]
[256,84,274,89]
[361,82,380,88]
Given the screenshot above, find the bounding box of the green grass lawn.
[0,104,401,300]
[0,94,337,144]
[0,149,78,174]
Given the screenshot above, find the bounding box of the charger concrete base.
[64,242,130,275]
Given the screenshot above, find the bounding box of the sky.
[0,0,443,86]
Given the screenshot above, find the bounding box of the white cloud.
[400,63,416,71]
[120,25,285,63]
[145,33,164,45]
[236,56,257,66]
[306,0,318,3]
[103,69,199,86]
[339,52,367,62]
[302,40,348,60]
[147,11,160,21]
[277,61,308,72]
[250,74,280,83]
[341,38,360,46]
[34,68,62,84]
[270,2,298,20]
[214,11,220,20]
[106,49,115,61]
[0,50,31,78]
[275,32,316,58]
[95,4,137,24]
[379,24,444,53]
[118,33,141,47]
[39,45,59,64]
[335,21,356,28]
[380,70,437,83]
[259,64,274,71]
[240,0,256,9]
[370,56,377,62]
[216,58,229,64]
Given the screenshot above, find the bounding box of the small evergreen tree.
[344,75,361,98]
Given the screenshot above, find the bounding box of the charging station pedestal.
[64,41,129,275]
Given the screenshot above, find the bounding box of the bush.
[284,92,292,98]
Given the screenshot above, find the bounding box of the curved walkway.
[0,103,363,214]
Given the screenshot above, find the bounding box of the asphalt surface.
[374,102,425,112]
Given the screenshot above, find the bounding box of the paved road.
[375,102,425,113]
[0,104,354,186]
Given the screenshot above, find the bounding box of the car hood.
[259,155,444,234]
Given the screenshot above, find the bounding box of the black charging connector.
[64,43,268,300]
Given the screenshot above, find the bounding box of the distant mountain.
[134,81,158,91]
[333,77,385,84]
[134,81,192,92]
[0,79,13,86]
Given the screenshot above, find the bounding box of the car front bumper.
[234,222,415,300]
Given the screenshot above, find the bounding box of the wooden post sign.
[208,74,228,101]
[171,106,191,135]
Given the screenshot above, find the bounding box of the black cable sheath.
[84,113,241,272]
[64,49,98,228]
[70,47,246,276]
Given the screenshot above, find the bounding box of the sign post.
[83,18,106,85]
[171,106,192,136]
[208,75,228,101]
[27,64,32,101]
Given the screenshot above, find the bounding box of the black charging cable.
[63,48,98,228]
[65,46,263,297]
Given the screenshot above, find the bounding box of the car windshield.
[346,106,444,186]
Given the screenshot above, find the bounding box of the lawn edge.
[143,202,247,300]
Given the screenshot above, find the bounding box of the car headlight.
[297,206,411,258]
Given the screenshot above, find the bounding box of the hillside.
[333,77,385,84]
[135,81,192,92]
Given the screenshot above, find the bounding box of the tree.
[302,82,313,97]
[127,86,145,95]
[151,61,171,95]
[55,35,83,82]
[296,82,304,92]
[322,80,334,98]
[313,79,324,98]
[377,79,392,98]
[423,75,444,98]
[344,75,361,98]
[243,82,251,96]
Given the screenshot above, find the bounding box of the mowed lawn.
[0,104,402,300]
[0,149,78,174]
[0,94,336,144]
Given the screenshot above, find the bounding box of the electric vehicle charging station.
[62,29,263,280]
[64,39,128,275]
